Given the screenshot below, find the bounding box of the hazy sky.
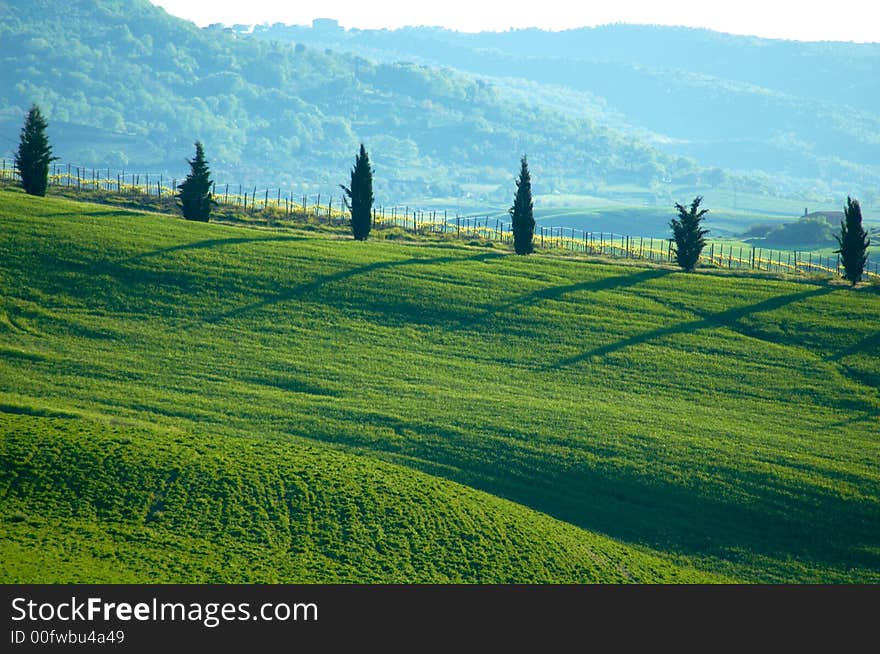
[150,0,879,42]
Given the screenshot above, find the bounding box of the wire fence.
[396,215,877,279]
[2,158,878,281]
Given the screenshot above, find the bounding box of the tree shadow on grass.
[821,410,880,430]
[826,329,880,393]
[550,285,837,369]
[294,410,880,581]
[207,250,504,323]
[826,331,880,363]
[118,235,307,263]
[461,267,674,329]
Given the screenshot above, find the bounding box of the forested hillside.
[3,1,878,210]
[0,0,702,202]
[254,21,880,203]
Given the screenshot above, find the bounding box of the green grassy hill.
[1,189,879,583]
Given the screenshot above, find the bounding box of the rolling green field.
[1,189,878,583]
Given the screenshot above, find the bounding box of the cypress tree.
[340,143,374,240]
[835,196,870,286]
[510,155,534,255]
[15,104,57,197]
[670,196,709,271]
[177,141,215,222]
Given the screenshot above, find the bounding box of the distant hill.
[0,0,705,204]
[2,1,879,211]
[252,21,880,202]
[804,210,845,223]
[742,214,839,247]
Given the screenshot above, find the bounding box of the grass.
[1,188,879,583]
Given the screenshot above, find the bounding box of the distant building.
[802,209,844,223]
[312,18,342,32]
